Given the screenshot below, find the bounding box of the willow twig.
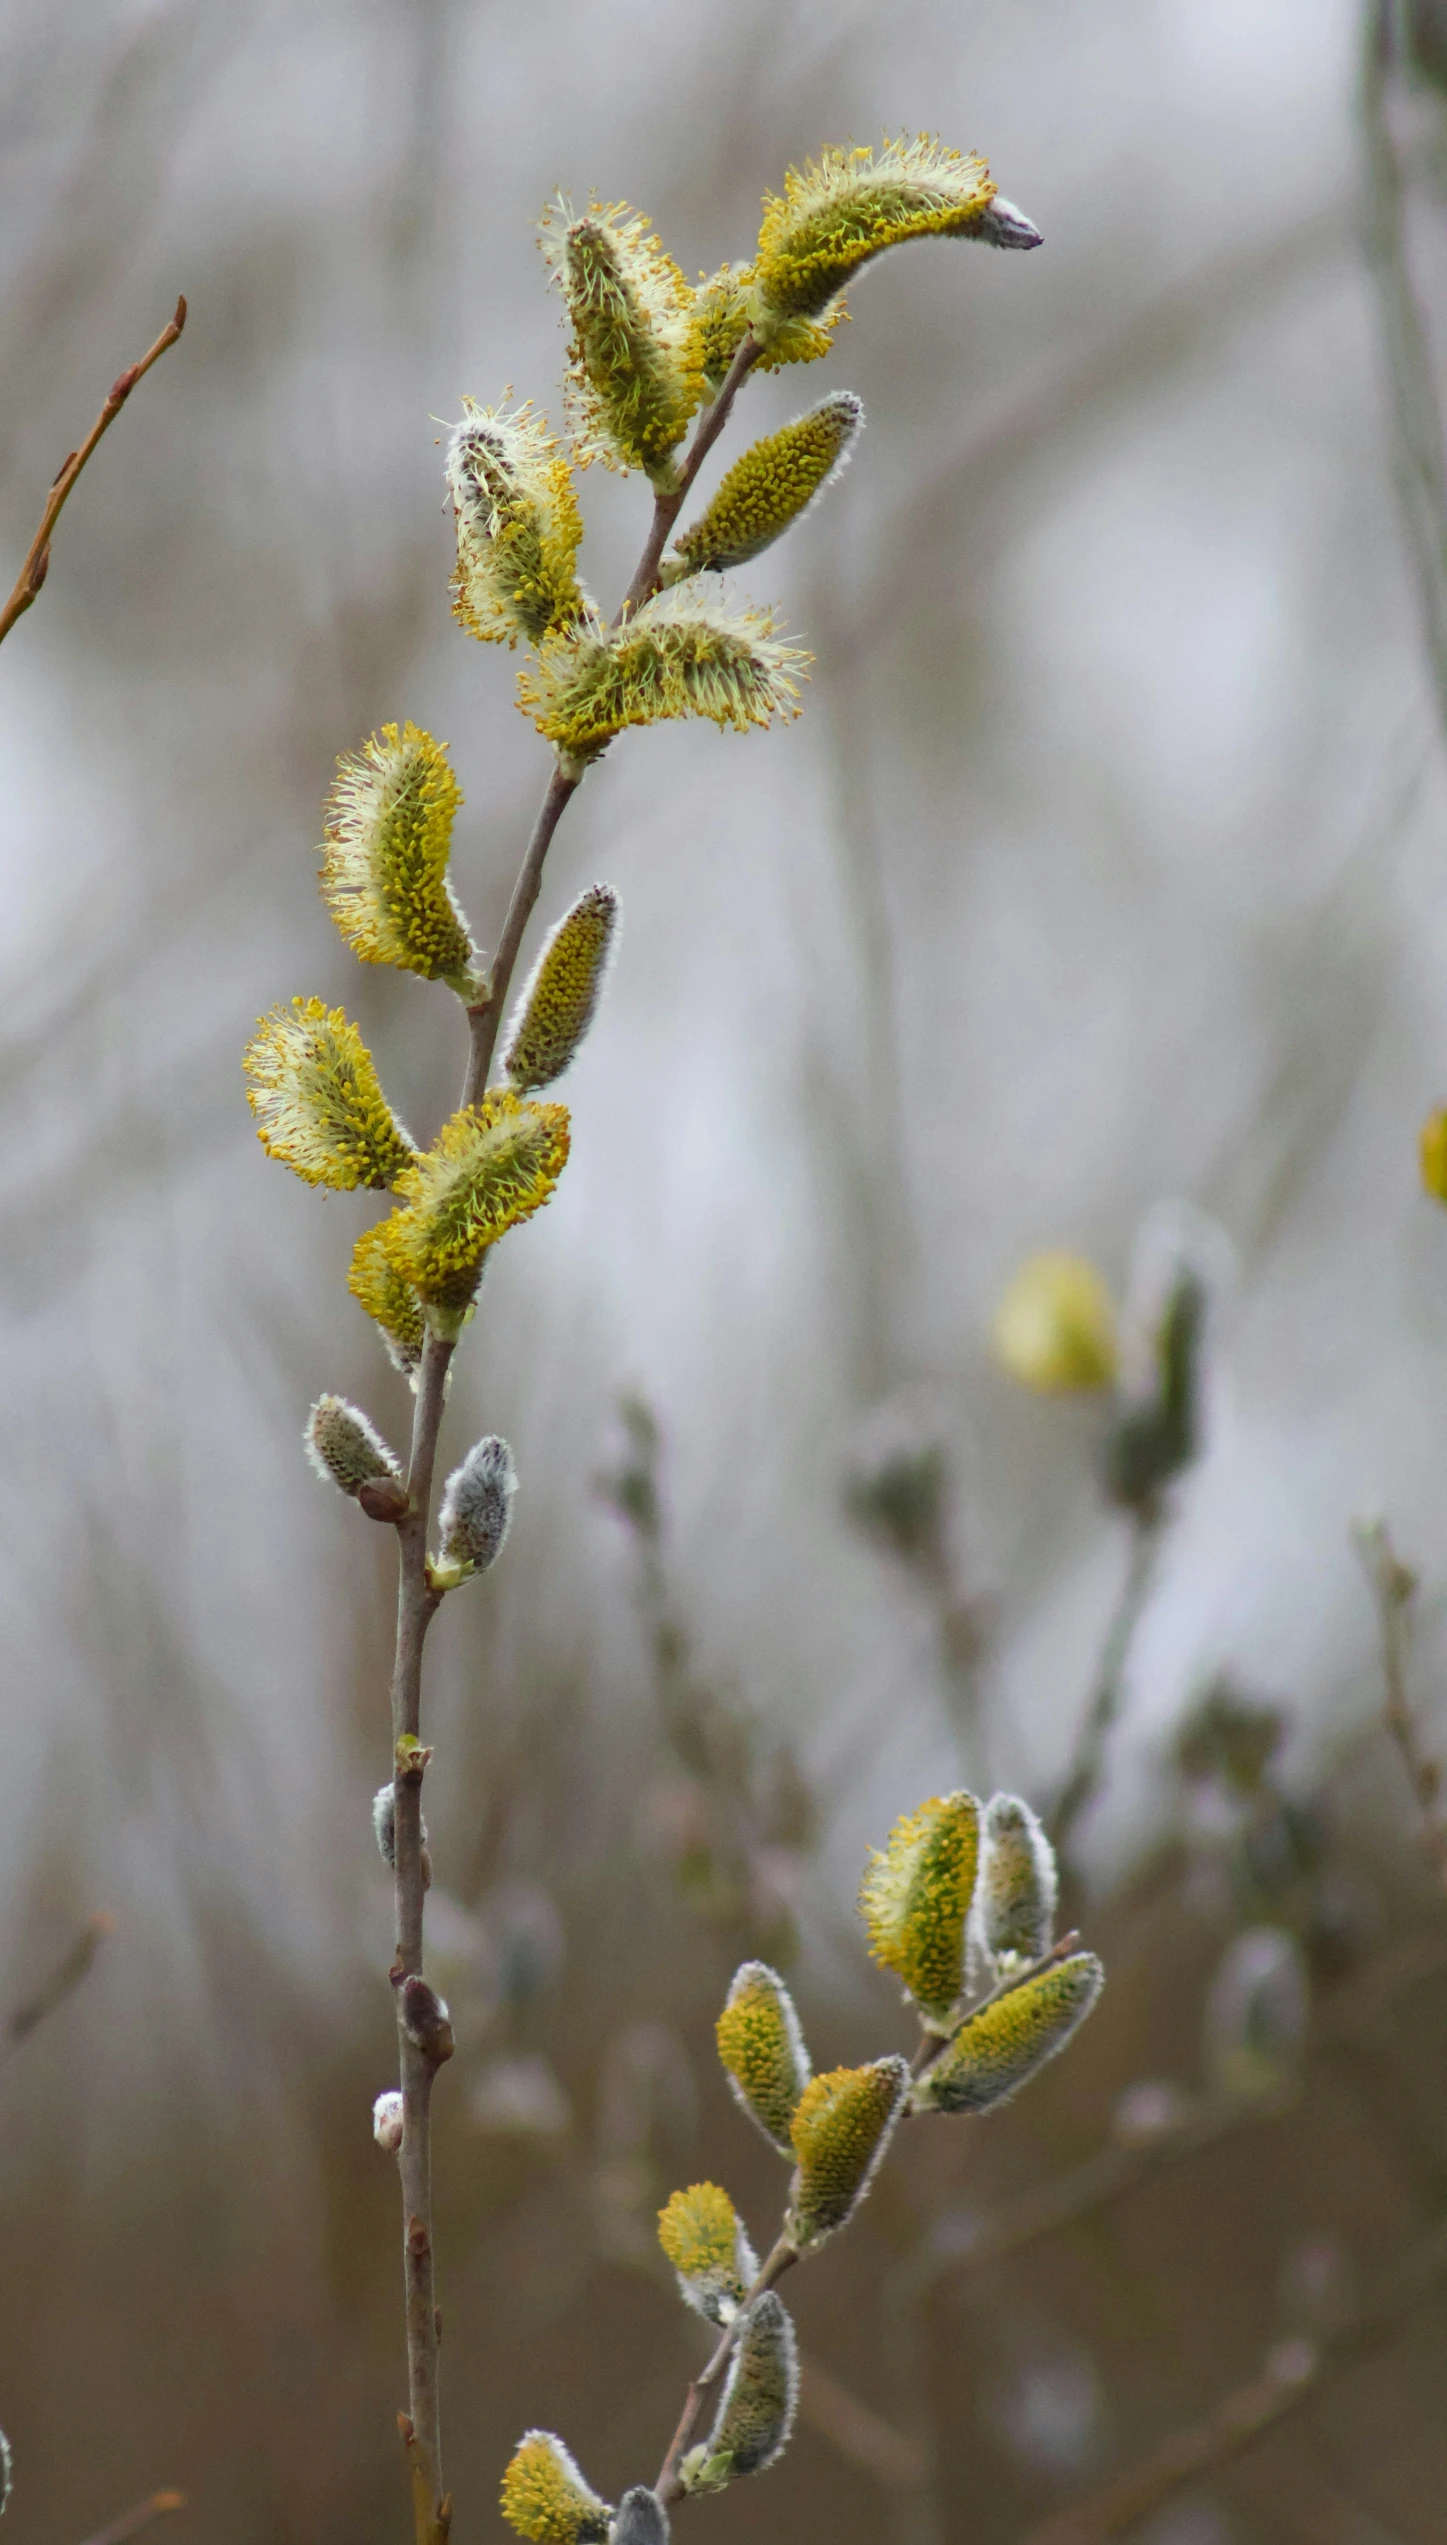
[1017,2218,1447,2545]
[1353,1517,1447,1889]
[74,2490,185,2545]
[2,1909,113,2066]
[0,299,186,649]
[1051,1510,1163,1861]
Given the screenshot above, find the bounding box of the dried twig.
[1017,2218,1447,2545]
[1051,1510,1163,1861]
[1353,1518,1447,1889]
[1,1909,113,2065]
[0,299,186,648]
[74,2490,185,2545]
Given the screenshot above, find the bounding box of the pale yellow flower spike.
[243,997,415,1190]
[517,588,808,765]
[538,198,702,484]
[715,1961,812,2154]
[347,1222,427,1378]
[320,721,476,987]
[668,392,863,580]
[992,1250,1119,1393]
[858,1790,979,2027]
[447,398,587,649]
[752,135,1024,347]
[378,1090,571,1320]
[786,2056,911,2249]
[657,2181,758,2324]
[500,2433,612,2545]
[912,1952,1105,2116]
[683,263,842,394]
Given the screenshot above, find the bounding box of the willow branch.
[74,2492,185,2545]
[2,1909,113,2066]
[0,298,186,649]
[617,333,760,621]
[1353,1518,1447,1888]
[1051,1509,1163,1860]
[1017,2218,1447,2545]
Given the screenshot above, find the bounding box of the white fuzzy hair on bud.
[432,1435,518,1588]
[611,2489,670,2545]
[305,1394,404,1498]
[970,195,1042,249]
[373,2089,405,2152]
[373,1783,426,1868]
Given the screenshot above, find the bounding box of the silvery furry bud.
[400,1974,454,2064]
[304,1396,405,1499]
[432,1435,518,1589]
[502,883,620,1091]
[612,2489,669,2545]
[372,2089,404,2152]
[970,195,1042,248]
[372,1784,427,1869]
[973,1794,1057,1974]
[715,1962,812,2153]
[683,2292,799,2491]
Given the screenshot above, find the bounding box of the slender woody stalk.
[384,329,771,2545]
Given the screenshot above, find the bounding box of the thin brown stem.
[1,1909,113,2065]
[653,2235,798,2508]
[74,2492,185,2545]
[1353,1517,1447,1889]
[0,298,187,648]
[617,333,761,622]
[1051,1508,1162,1862]
[463,763,580,1103]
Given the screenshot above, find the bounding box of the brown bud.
[359,1474,411,1523]
[400,1974,455,2064]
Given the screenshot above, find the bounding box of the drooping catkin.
[715,1962,812,2153]
[668,393,863,578]
[347,1222,428,1378]
[751,136,1009,341]
[501,884,619,1090]
[786,2056,910,2248]
[517,589,808,764]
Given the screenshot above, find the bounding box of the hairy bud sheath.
[787,2056,910,2248]
[447,398,587,648]
[683,2292,799,2491]
[539,199,700,482]
[432,1435,518,1588]
[657,2181,759,2325]
[992,1251,1119,1393]
[400,1974,454,2064]
[859,1791,979,2025]
[751,135,1015,343]
[502,883,619,1090]
[612,2491,669,2545]
[518,590,807,763]
[372,1092,570,1321]
[684,262,841,392]
[347,1221,428,1378]
[668,394,863,579]
[973,1794,1057,1974]
[912,1952,1104,2115]
[716,1962,812,2154]
[372,1783,427,1869]
[372,2089,404,2152]
[304,1394,403,1499]
[320,722,476,986]
[243,998,414,1190]
[501,2432,612,2545]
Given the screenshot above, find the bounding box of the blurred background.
[6,0,1447,2538]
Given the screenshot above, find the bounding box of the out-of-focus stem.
[1051,1509,1163,1863]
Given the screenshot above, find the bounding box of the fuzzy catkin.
[703,2292,798,2480]
[501,2433,612,2545]
[304,1395,403,1497]
[436,1436,518,1580]
[669,393,862,576]
[859,1791,978,2023]
[787,2056,910,2247]
[974,1793,1056,1971]
[502,884,618,1090]
[716,1962,812,2152]
[914,1953,1104,2115]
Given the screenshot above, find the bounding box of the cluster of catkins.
[499,1790,1101,2538]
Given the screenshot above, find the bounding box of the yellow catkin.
[787,2057,910,2248]
[992,1251,1119,1393]
[657,2183,756,2322]
[715,1962,811,2153]
[913,1953,1105,2116]
[347,1222,427,1377]
[376,1092,571,1318]
[502,884,619,1090]
[243,998,414,1190]
[500,2433,612,2545]
[858,1792,979,2025]
[320,722,475,985]
[447,398,586,648]
[517,590,808,762]
[1422,1107,1447,1203]
[538,199,701,481]
[682,262,841,391]
[752,135,997,338]
[669,393,863,579]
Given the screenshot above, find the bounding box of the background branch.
[1,1909,113,2067]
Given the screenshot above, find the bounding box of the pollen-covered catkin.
[657,2182,758,2324]
[347,1223,428,1378]
[433,1436,518,1587]
[376,1093,571,1320]
[716,1963,812,2153]
[974,1793,1056,1972]
[912,1953,1104,2115]
[304,1395,404,1498]
[859,1791,979,2025]
[244,999,415,1190]
[320,723,475,985]
[751,136,1008,341]
[669,393,863,577]
[502,884,619,1090]
[688,2292,798,2488]
[447,398,586,647]
[787,2056,910,2248]
[501,2433,613,2545]
[518,590,807,761]
[539,200,699,480]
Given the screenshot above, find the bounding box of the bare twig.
[1017,2217,1447,2545]
[74,2490,185,2545]
[2,1909,113,2065]
[0,299,186,649]
[384,337,770,2542]
[1051,1510,1163,1861]
[1353,1518,1447,1889]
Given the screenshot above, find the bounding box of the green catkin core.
[502,884,618,1089]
